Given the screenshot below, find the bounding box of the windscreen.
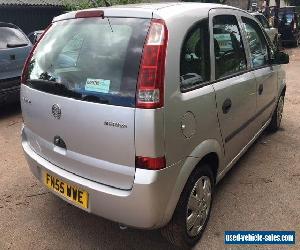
[26,17,150,107]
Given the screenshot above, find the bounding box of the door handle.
[222,98,232,114]
[10,54,16,60]
[258,84,264,95]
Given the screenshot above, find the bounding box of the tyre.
[161,164,214,249]
[268,95,285,132]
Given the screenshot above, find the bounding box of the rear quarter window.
[180,20,210,91]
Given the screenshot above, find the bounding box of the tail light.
[136,156,166,170]
[136,19,168,109]
[21,25,51,84]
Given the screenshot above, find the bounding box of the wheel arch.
[161,139,224,226]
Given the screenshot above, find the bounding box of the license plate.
[44,172,89,209]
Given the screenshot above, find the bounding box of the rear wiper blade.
[28,79,81,99]
[29,79,110,104]
[81,94,109,104]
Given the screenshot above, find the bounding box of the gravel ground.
[0,47,299,250]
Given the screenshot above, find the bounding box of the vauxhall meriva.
[21,3,289,248]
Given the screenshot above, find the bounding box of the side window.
[242,17,269,68]
[180,20,210,90]
[213,15,247,80]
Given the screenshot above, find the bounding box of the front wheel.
[161,165,214,249]
[268,95,285,132]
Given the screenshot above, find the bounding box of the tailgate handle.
[54,136,67,149]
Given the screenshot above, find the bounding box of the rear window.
[27,17,150,107]
[0,26,29,49]
[279,12,295,25]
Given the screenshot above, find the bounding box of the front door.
[241,16,278,130]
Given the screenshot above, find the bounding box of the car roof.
[53,2,241,22]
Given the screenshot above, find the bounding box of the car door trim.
[225,97,276,143]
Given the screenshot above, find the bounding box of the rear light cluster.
[21,26,51,84]
[136,156,166,170]
[135,20,168,170]
[136,19,168,109]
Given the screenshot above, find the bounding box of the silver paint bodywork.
[0,23,31,103]
[21,3,286,229]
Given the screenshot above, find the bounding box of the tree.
[65,0,142,10]
[274,0,281,27]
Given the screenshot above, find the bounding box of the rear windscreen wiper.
[28,79,110,104]
[28,79,82,99]
[81,94,110,104]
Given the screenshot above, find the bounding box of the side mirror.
[272,51,289,64]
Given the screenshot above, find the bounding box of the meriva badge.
[104,121,127,129]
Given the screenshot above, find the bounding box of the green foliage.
[64,0,143,10]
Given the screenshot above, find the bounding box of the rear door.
[0,25,31,82]
[21,17,150,190]
[209,10,257,165]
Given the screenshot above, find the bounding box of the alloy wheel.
[186,176,212,237]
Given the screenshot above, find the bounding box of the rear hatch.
[21,16,151,190]
[0,24,31,87]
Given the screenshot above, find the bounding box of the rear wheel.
[268,95,284,132]
[161,165,214,249]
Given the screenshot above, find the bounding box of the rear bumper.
[0,77,20,104]
[281,32,299,42]
[21,126,182,229]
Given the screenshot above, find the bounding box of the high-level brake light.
[75,10,104,19]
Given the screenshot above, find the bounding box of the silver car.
[251,12,280,48]
[0,22,32,105]
[21,3,289,248]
